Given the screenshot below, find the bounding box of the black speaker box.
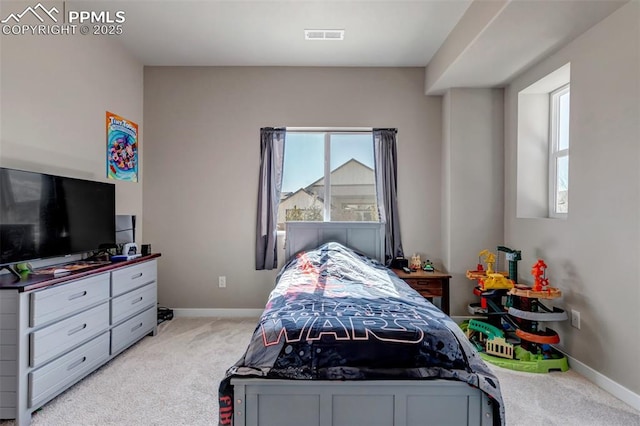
[390,257,408,269]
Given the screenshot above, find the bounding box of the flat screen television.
[0,167,116,266]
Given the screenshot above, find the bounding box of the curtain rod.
[286,127,373,133]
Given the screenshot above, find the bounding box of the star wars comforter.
[219,242,504,425]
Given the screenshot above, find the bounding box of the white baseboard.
[172,308,263,318]
[563,353,640,411]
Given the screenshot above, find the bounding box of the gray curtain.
[255,128,286,270]
[373,128,404,264]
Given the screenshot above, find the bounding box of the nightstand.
[392,269,451,315]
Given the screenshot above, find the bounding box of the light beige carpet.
[1,317,638,426]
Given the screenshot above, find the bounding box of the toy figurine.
[531,259,549,291]
[478,249,496,274]
[410,254,422,271]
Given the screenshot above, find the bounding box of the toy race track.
[464,248,569,373]
[461,319,569,373]
[477,346,569,374]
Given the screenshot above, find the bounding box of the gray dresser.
[0,257,159,426]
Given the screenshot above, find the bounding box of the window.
[277,130,379,230]
[516,63,570,219]
[549,85,570,217]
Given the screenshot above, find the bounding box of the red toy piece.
[531,259,549,292]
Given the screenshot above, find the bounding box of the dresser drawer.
[29,332,110,408]
[111,306,156,355]
[111,282,156,325]
[30,273,110,327]
[30,302,109,368]
[111,260,157,297]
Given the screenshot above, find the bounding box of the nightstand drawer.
[413,289,443,298]
[405,280,443,297]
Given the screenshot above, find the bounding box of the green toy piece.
[479,347,569,373]
[467,319,504,340]
[496,246,521,281]
[422,259,435,272]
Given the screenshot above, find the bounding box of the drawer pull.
[131,322,143,332]
[68,291,88,301]
[67,323,88,336]
[131,296,144,305]
[67,356,87,371]
[131,272,143,280]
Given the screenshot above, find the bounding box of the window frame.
[548,84,570,219]
[282,128,378,225]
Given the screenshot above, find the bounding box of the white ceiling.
[99,0,472,67]
[424,0,629,94]
[87,0,628,90]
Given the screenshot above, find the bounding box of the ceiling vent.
[304,29,345,41]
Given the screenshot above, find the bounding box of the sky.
[281,132,374,193]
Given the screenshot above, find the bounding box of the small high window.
[516,63,570,219]
[549,84,570,217]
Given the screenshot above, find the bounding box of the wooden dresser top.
[0,253,161,292]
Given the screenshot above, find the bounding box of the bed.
[219,222,504,426]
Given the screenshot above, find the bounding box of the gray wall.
[0,34,144,239]
[442,88,504,316]
[504,1,639,395]
[143,67,442,309]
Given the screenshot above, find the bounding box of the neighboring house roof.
[305,158,373,189]
[282,157,372,202]
[281,187,324,203]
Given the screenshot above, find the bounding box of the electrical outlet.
[571,309,580,329]
[218,276,226,288]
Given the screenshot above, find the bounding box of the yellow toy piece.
[478,250,496,274]
[482,273,514,290]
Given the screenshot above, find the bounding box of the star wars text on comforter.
[219,242,504,425]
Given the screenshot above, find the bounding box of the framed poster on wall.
[106,111,139,182]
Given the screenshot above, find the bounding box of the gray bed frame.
[231,222,495,426]
[284,221,386,263]
[231,378,493,426]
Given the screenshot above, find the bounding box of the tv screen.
[0,167,116,266]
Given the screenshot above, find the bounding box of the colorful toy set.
[409,254,435,272]
[463,247,569,373]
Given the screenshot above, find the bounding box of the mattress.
[219,242,504,425]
